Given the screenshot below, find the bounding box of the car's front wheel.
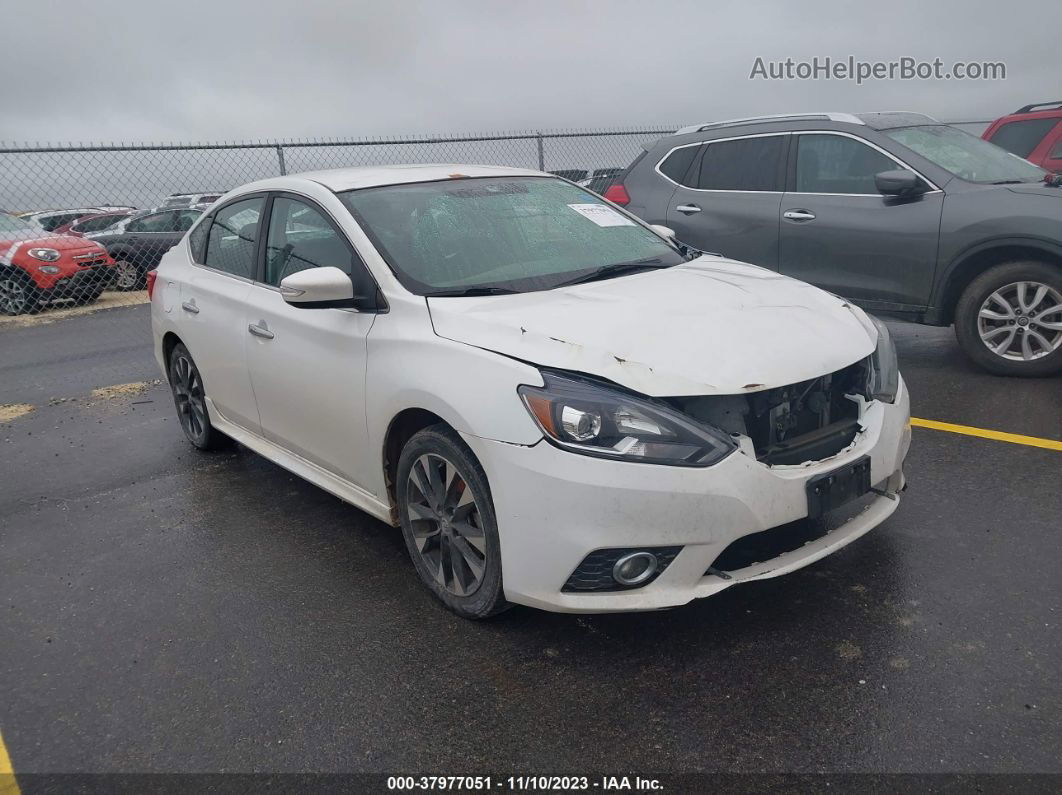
[955,261,1062,377]
[168,343,231,450]
[396,426,509,619]
[0,271,41,316]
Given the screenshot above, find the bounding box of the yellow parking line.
[911,417,1062,451]
[0,731,19,795]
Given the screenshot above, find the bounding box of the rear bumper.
[461,377,911,613]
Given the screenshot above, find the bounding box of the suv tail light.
[146,269,158,299]
[602,184,630,206]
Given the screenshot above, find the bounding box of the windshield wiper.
[990,179,1025,185]
[554,257,671,288]
[425,286,521,297]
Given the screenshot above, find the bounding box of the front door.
[243,194,377,490]
[778,132,944,309]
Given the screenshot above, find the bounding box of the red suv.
[0,212,116,315]
[983,101,1062,172]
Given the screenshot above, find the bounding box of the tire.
[396,425,509,619]
[0,270,42,315]
[113,259,144,291]
[167,343,232,450]
[954,261,1062,377]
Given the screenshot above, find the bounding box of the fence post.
[276,144,287,176]
[536,132,545,171]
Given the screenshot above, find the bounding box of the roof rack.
[1015,101,1062,114]
[674,112,864,136]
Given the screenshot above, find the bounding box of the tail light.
[146,269,158,299]
[602,184,630,206]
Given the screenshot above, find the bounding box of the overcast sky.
[2,0,1059,143]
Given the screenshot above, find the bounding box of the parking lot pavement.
[1,304,1060,776]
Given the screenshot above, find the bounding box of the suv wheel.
[113,259,143,291]
[0,271,41,316]
[168,343,231,450]
[955,261,1062,377]
[396,426,509,619]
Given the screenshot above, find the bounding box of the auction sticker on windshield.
[567,203,634,227]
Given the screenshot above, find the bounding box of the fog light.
[612,551,658,586]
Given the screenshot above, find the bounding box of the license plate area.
[806,456,871,519]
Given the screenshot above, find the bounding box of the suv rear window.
[692,136,785,192]
[988,118,1058,158]
[658,146,700,185]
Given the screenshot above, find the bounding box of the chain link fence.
[0,126,674,320]
[0,120,991,322]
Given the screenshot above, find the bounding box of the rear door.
[777,132,944,309]
[664,133,787,268]
[176,197,265,433]
[124,210,179,268]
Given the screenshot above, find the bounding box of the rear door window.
[987,118,1059,158]
[657,146,701,186]
[202,197,264,278]
[692,135,785,191]
[127,211,179,233]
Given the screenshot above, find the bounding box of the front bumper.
[461,377,911,613]
[47,264,116,297]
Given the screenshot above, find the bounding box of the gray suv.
[612,112,1062,376]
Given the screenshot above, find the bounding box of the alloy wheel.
[171,353,208,440]
[0,277,28,314]
[977,281,1062,361]
[405,453,488,597]
[114,261,138,291]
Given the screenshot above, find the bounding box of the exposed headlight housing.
[866,315,899,403]
[27,247,61,262]
[519,372,736,467]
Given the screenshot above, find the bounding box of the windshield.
[886,125,1048,184]
[0,213,41,239]
[338,176,682,295]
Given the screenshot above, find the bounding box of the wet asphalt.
[1,304,1060,776]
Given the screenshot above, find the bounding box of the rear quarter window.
[657,146,700,185]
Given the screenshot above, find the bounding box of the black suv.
[610,112,1062,376]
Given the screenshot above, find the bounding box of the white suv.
[150,164,911,618]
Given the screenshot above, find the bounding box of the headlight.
[27,248,60,262]
[518,372,736,467]
[37,265,61,274]
[866,315,899,403]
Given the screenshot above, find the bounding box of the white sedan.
[150,164,911,618]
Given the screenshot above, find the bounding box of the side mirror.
[650,224,677,240]
[280,266,356,309]
[875,169,924,197]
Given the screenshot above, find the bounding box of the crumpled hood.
[427,257,878,396]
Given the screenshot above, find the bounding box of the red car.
[0,213,116,315]
[982,101,1062,172]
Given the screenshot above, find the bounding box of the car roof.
[236,164,545,195]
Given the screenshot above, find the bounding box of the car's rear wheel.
[396,426,509,619]
[955,261,1062,377]
[168,343,231,450]
[113,259,143,291]
[0,271,41,316]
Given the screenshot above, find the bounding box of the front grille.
[563,546,682,592]
[669,358,870,466]
[706,518,828,575]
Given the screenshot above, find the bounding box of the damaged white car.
[151,165,911,618]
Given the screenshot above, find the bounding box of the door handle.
[180,301,199,314]
[675,204,702,215]
[783,209,817,221]
[248,322,274,340]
